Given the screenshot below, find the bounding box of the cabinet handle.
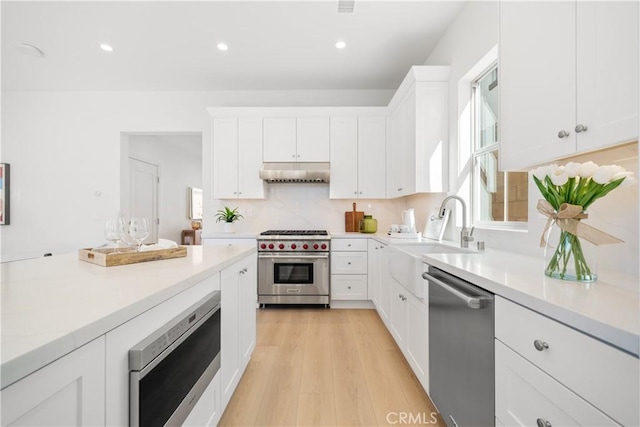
[292,154,296,158]
[233,191,237,194]
[536,418,552,427]
[297,154,300,158]
[359,191,362,195]
[354,191,358,195]
[397,187,403,191]
[557,130,570,139]
[575,124,588,133]
[533,339,549,351]
[348,286,351,289]
[347,262,352,265]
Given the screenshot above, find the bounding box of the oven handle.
[258,252,329,260]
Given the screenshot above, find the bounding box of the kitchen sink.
[387,243,475,300]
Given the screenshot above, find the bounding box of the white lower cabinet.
[1,337,106,427]
[495,341,618,426]
[495,296,639,426]
[221,253,257,409]
[183,371,222,427]
[331,238,368,302]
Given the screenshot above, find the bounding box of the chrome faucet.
[439,195,474,248]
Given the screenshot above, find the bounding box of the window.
[471,65,528,227]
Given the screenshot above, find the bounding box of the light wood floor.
[219,308,445,427]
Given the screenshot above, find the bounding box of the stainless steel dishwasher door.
[424,266,495,427]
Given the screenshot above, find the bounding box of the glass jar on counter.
[359,215,378,233]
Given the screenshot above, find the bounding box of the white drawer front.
[331,275,368,300]
[495,296,639,426]
[331,252,368,274]
[331,239,368,251]
[495,341,618,427]
[203,238,256,247]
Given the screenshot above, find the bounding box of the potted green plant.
[214,206,243,233]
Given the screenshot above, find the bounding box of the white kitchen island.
[1,244,256,426]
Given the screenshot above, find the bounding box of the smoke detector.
[338,0,355,13]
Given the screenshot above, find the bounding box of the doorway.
[129,158,159,243]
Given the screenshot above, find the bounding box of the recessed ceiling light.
[100,43,114,52]
[217,43,228,51]
[335,41,346,49]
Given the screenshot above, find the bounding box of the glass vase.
[544,222,598,282]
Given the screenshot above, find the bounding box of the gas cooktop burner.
[260,230,329,236]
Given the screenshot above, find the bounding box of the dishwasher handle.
[422,272,491,310]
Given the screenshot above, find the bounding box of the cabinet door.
[297,117,330,162]
[1,337,105,427]
[400,89,417,195]
[367,240,381,308]
[499,1,577,170]
[213,117,239,199]
[415,82,448,193]
[495,341,618,427]
[238,257,257,369]
[358,116,386,198]
[389,279,406,347]
[386,106,404,197]
[263,117,296,162]
[576,1,639,153]
[330,117,358,198]
[183,372,221,427]
[405,292,429,392]
[238,118,265,199]
[220,262,241,409]
[378,244,391,324]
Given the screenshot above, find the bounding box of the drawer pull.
[533,339,549,351]
[536,418,552,427]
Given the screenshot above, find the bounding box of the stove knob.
[303,244,309,250]
[279,244,285,250]
[268,243,274,250]
[313,243,319,250]
[260,243,267,249]
[291,244,297,250]
[321,243,327,250]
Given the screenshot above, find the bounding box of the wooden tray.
[79,246,187,267]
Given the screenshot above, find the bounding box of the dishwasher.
[422,266,494,427]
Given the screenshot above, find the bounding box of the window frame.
[471,63,527,231]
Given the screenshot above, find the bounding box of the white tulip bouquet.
[531,161,635,282]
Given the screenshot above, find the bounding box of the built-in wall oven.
[258,230,330,306]
[129,291,221,427]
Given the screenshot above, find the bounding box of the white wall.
[128,134,202,244]
[417,0,639,286]
[0,89,394,261]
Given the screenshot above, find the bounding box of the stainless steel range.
[257,230,330,307]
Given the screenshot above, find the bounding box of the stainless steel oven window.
[274,262,314,284]
[130,292,221,427]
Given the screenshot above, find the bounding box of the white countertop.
[373,235,639,356]
[0,245,256,388]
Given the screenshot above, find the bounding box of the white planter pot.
[222,222,236,233]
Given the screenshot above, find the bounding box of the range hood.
[259,162,330,183]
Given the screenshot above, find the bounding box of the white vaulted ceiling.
[1,1,466,92]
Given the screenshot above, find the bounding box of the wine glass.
[104,220,121,253]
[129,217,149,252]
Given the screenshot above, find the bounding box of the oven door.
[258,252,329,296]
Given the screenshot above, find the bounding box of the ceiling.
[1,1,466,92]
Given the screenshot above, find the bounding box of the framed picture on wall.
[189,187,203,220]
[1,163,10,225]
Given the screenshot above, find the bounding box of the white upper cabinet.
[263,117,297,162]
[263,116,330,162]
[386,66,450,198]
[212,117,265,199]
[297,117,330,162]
[330,115,386,199]
[500,1,639,170]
